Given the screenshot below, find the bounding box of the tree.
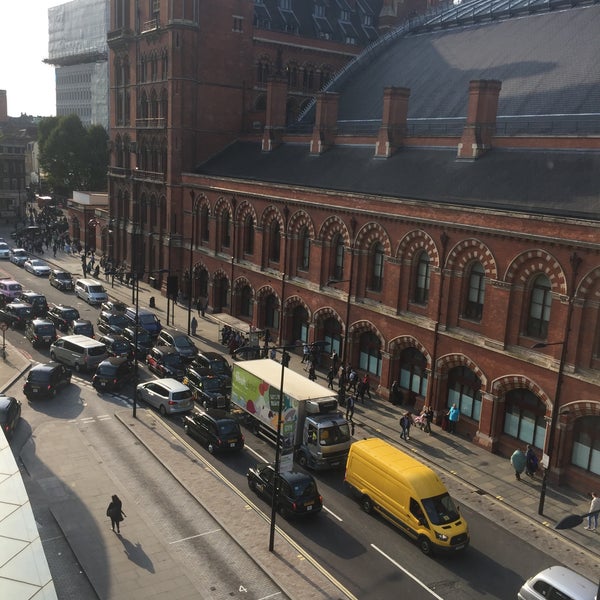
[38,114,108,197]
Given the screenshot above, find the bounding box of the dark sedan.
[0,302,33,329]
[97,311,129,335]
[49,270,74,292]
[146,346,186,379]
[46,304,80,331]
[0,395,21,440]
[97,334,135,360]
[24,363,72,399]
[92,357,135,392]
[183,410,244,454]
[246,463,323,519]
[122,326,154,358]
[183,366,229,409]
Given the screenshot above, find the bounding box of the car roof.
[21,291,45,298]
[51,304,77,311]
[73,319,92,325]
[7,302,32,309]
[51,269,71,275]
[31,362,62,373]
[31,318,54,325]
[0,395,16,410]
[527,566,597,597]
[199,351,224,360]
[154,345,179,355]
[99,356,129,366]
[145,378,188,391]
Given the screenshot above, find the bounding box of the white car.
[24,259,51,277]
[518,566,597,600]
[0,243,10,259]
[10,249,28,267]
[135,379,193,416]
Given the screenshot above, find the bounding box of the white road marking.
[323,505,343,521]
[169,528,222,544]
[371,544,445,599]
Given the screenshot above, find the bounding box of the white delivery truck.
[231,359,351,470]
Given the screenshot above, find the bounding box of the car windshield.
[217,421,240,436]
[172,390,192,401]
[319,423,351,446]
[140,314,158,325]
[209,360,229,375]
[111,340,130,354]
[88,346,106,357]
[421,493,460,526]
[9,284,22,291]
[15,307,32,317]
[176,336,194,349]
[89,285,104,293]
[28,371,50,383]
[62,309,79,320]
[96,363,117,376]
[36,324,55,335]
[163,353,183,367]
[203,378,223,392]
[13,250,26,256]
[75,324,93,334]
[109,315,128,327]
[56,272,71,280]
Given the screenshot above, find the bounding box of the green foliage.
[38,114,108,196]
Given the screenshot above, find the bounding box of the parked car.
[0,242,10,259]
[122,325,154,358]
[68,319,95,338]
[23,362,72,399]
[0,302,33,329]
[96,311,129,335]
[0,278,23,301]
[518,566,597,600]
[97,334,135,360]
[156,327,198,361]
[24,258,51,276]
[0,395,21,440]
[18,291,48,317]
[135,378,193,416]
[246,463,323,518]
[124,306,162,338]
[46,304,80,331]
[92,357,135,392]
[191,351,232,390]
[9,248,28,266]
[25,318,57,348]
[183,366,229,409]
[100,300,126,315]
[49,269,74,292]
[146,346,186,379]
[183,410,244,454]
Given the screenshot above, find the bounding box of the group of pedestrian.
[510,444,540,481]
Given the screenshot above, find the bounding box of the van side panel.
[345,438,469,553]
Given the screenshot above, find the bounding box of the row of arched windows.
[256,57,333,92]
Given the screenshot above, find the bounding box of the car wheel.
[297,452,308,468]
[418,536,434,557]
[361,496,374,514]
[159,404,167,416]
[207,442,215,454]
[278,505,291,519]
[248,478,257,492]
[50,351,56,360]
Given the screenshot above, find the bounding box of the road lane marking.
[169,528,222,544]
[371,544,445,599]
[323,505,343,521]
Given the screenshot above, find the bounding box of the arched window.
[200,206,209,242]
[527,274,552,339]
[243,215,254,255]
[256,60,269,85]
[240,285,253,318]
[265,295,279,330]
[323,317,342,357]
[414,251,430,305]
[571,416,600,476]
[221,211,231,248]
[464,262,486,321]
[299,227,310,270]
[332,234,344,281]
[398,347,428,397]
[291,305,309,343]
[358,331,381,376]
[370,242,384,292]
[446,366,482,421]
[504,389,546,447]
[269,220,280,262]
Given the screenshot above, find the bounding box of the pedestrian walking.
[390,380,403,405]
[308,364,317,381]
[423,405,434,434]
[400,411,413,440]
[525,445,539,478]
[106,494,126,533]
[584,492,600,530]
[510,447,527,481]
[447,403,460,433]
[269,346,277,360]
[281,350,290,368]
[362,373,372,400]
[346,393,355,422]
[326,366,335,389]
[191,316,198,336]
[301,343,310,364]
[330,350,339,373]
[348,368,358,392]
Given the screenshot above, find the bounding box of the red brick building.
[107,0,600,493]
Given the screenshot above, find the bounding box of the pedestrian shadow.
[117,535,155,573]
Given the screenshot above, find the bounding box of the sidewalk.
[5,245,600,593]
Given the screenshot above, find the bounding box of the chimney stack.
[375,86,410,157]
[457,80,502,160]
[0,90,8,122]
[261,76,288,152]
[310,92,339,155]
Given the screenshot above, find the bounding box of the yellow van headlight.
[435,532,449,542]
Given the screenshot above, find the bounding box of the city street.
[0,219,598,599]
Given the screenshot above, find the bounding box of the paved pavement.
[2,245,600,598]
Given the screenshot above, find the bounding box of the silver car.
[518,566,597,600]
[135,378,193,416]
[10,248,28,266]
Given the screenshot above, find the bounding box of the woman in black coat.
[107,494,126,533]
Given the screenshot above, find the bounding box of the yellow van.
[344,438,469,555]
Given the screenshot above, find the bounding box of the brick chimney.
[310,92,339,155]
[0,90,8,122]
[261,76,288,152]
[375,86,410,157]
[457,80,502,160]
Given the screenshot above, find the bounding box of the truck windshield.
[421,493,460,525]
[319,423,351,446]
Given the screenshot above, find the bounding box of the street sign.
[0,322,8,332]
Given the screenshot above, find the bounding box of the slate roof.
[195,142,600,221]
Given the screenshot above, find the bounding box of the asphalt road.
[0,250,590,599]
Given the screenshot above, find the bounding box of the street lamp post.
[187,197,201,335]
